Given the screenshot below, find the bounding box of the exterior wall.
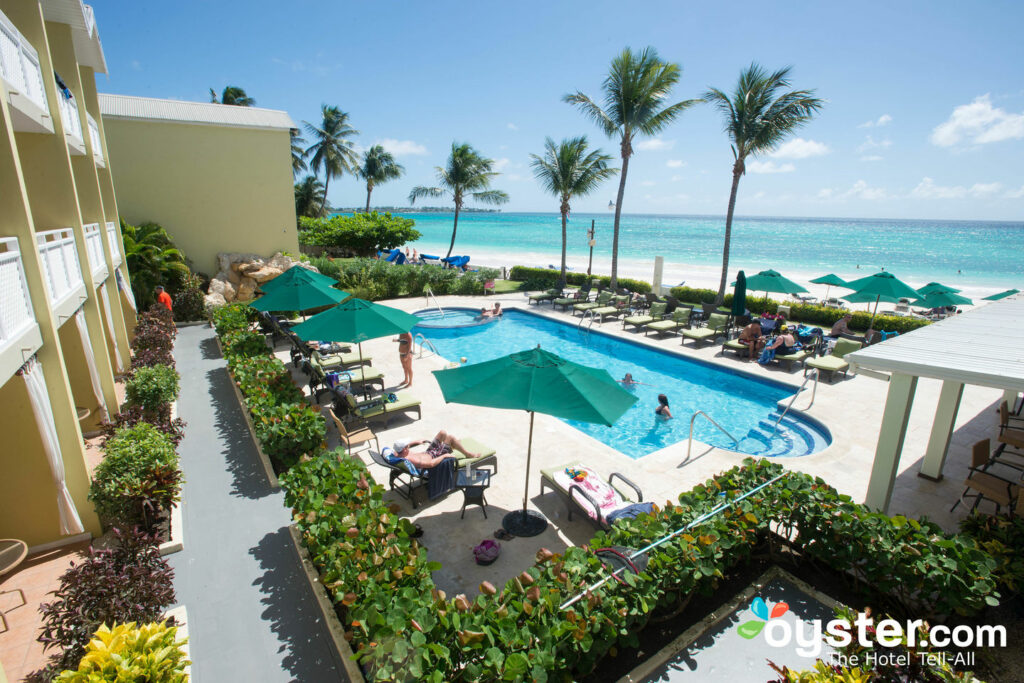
[102,117,299,274]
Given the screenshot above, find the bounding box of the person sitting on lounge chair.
[738,318,763,361]
[385,431,482,470]
[830,314,853,338]
[766,326,797,355]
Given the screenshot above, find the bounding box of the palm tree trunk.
[559,208,568,285]
[611,152,630,290]
[320,173,331,215]
[365,183,372,213]
[446,201,461,260]
[715,165,743,305]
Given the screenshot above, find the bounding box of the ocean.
[372,212,1024,298]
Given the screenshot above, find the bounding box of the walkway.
[169,325,344,682]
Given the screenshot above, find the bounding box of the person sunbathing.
[386,431,481,469]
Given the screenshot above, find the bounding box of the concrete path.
[169,325,344,682]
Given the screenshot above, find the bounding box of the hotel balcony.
[0,237,43,384]
[82,222,106,282]
[86,110,103,166]
[105,221,122,266]
[0,8,53,134]
[57,86,86,155]
[36,228,85,322]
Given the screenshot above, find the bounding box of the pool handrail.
[413,333,440,358]
[686,410,739,461]
[771,370,819,435]
[423,285,445,319]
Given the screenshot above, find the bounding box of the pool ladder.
[577,310,598,335]
[423,286,445,319]
[413,333,440,359]
[770,370,819,436]
[686,410,739,461]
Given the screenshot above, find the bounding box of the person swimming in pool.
[655,394,672,420]
[620,373,637,385]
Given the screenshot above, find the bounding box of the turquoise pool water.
[415,308,498,328]
[413,308,831,458]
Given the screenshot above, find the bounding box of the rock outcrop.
[204,251,320,307]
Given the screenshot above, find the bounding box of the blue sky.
[95,1,1023,220]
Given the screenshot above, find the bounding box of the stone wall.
[204,252,320,307]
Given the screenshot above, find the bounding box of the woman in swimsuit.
[397,332,413,388]
[655,394,672,420]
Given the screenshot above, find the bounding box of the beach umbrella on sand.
[292,298,421,371]
[249,279,348,313]
[259,264,339,292]
[731,271,747,317]
[917,281,961,296]
[983,289,1020,301]
[432,347,637,537]
[843,271,922,329]
[809,273,850,301]
[913,290,973,308]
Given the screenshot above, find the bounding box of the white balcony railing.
[0,237,37,351]
[106,222,122,266]
[83,222,106,280]
[37,228,84,310]
[86,112,104,166]
[0,9,50,114]
[57,88,85,154]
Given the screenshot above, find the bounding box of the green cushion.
[806,355,849,372]
[591,306,618,316]
[321,351,372,368]
[645,319,678,331]
[648,302,668,318]
[454,437,497,468]
[573,302,601,311]
[356,393,421,418]
[553,297,575,306]
[724,339,748,350]
[624,315,654,327]
[778,348,812,361]
[833,338,863,358]
[683,327,716,340]
[705,313,730,331]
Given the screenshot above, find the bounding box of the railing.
[577,309,597,333]
[36,228,84,310]
[86,112,103,164]
[57,89,84,147]
[83,3,96,37]
[82,223,106,279]
[413,333,440,359]
[106,222,122,265]
[0,237,37,351]
[686,410,739,461]
[423,286,445,318]
[771,370,819,435]
[0,9,49,113]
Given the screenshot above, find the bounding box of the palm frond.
[563,93,617,137]
[408,186,445,204]
[470,190,510,206]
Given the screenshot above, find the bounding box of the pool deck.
[283,292,1007,600]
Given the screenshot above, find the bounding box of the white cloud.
[931,94,1024,146]
[969,182,1003,197]
[857,136,892,154]
[378,138,428,156]
[666,159,685,168]
[492,157,510,171]
[816,188,833,199]
[506,173,524,182]
[910,177,1004,199]
[635,137,674,151]
[640,180,656,187]
[770,138,829,159]
[858,114,892,128]
[836,180,889,201]
[860,155,884,162]
[1005,185,1024,199]
[507,123,518,131]
[746,160,795,174]
[750,191,767,200]
[670,175,683,182]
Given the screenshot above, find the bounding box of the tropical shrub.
[307,255,342,281]
[37,529,175,672]
[130,346,175,370]
[172,272,206,322]
[282,455,1000,682]
[959,513,1024,595]
[55,621,189,683]
[509,265,652,293]
[90,423,181,531]
[121,221,189,309]
[251,402,326,470]
[228,355,304,410]
[101,405,186,446]
[220,329,269,359]
[130,308,176,356]
[124,364,180,413]
[298,212,421,256]
[210,302,254,336]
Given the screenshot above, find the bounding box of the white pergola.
[845,296,1024,512]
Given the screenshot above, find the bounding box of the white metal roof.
[41,0,106,73]
[846,295,1024,392]
[97,94,296,131]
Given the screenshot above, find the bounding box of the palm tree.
[303,105,359,215]
[564,47,699,289]
[295,175,328,219]
[121,221,190,307]
[705,64,823,304]
[408,142,509,259]
[356,145,405,212]
[529,137,617,284]
[290,130,308,176]
[209,86,255,106]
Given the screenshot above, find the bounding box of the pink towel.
[554,465,624,521]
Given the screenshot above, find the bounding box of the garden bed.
[226,366,280,489]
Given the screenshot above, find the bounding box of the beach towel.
[427,458,456,500]
[553,465,625,522]
[758,347,776,364]
[382,446,421,477]
[606,502,656,523]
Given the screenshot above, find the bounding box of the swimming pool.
[413,308,831,458]
[415,308,498,328]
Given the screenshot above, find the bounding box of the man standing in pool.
[396,331,414,388]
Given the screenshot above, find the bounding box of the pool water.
[413,309,831,458]
[415,308,498,328]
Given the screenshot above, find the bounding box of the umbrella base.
[502,510,547,537]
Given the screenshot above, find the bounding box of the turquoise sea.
[378,212,1023,297]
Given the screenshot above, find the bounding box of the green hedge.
[210,302,255,336]
[508,266,652,293]
[298,212,421,256]
[124,364,180,413]
[281,455,999,682]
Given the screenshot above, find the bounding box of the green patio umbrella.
[432,346,638,537]
[917,281,961,295]
[913,290,973,308]
[733,269,808,303]
[983,289,1019,301]
[843,271,922,329]
[731,271,747,317]
[809,273,850,301]
[259,264,339,292]
[249,279,348,313]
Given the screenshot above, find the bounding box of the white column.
[1003,389,1019,413]
[919,380,964,480]
[864,373,918,512]
[652,256,664,296]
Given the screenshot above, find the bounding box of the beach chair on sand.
[573,291,613,316]
[368,440,498,508]
[553,287,590,311]
[529,288,560,305]
[622,302,667,331]
[644,307,691,338]
[539,463,644,530]
[804,338,861,382]
[681,313,730,347]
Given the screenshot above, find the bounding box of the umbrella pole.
[867,295,880,336]
[502,411,548,537]
[522,411,535,514]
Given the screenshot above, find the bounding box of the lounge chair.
[774,338,820,371]
[997,402,1024,451]
[328,407,378,453]
[951,439,1022,514]
[573,291,613,316]
[305,357,385,399]
[313,348,371,369]
[528,288,561,305]
[722,337,753,359]
[590,295,631,323]
[681,313,731,347]
[553,287,590,311]
[644,307,691,337]
[622,301,667,331]
[341,391,421,427]
[368,439,497,508]
[804,338,862,382]
[539,463,644,530]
